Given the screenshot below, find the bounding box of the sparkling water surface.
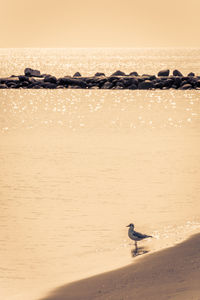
[0,48,200,300]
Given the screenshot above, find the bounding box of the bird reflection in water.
[131,245,149,257]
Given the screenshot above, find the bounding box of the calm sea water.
[0,48,200,300]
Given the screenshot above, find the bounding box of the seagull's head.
[126,223,134,228]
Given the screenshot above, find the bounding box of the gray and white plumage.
[127,223,152,242]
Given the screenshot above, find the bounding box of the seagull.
[126,223,152,251]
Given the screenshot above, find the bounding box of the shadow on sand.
[39,245,150,300]
[38,234,200,300]
[130,245,149,257]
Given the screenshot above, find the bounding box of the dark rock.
[195,80,200,88]
[158,69,170,77]
[184,76,193,84]
[33,79,43,85]
[101,81,113,89]
[129,71,139,76]
[73,72,82,77]
[87,83,94,89]
[70,85,81,89]
[179,84,192,90]
[96,78,107,84]
[5,80,19,87]
[188,77,197,86]
[111,79,119,86]
[111,70,126,76]
[26,80,41,88]
[86,81,95,88]
[86,77,106,88]
[116,78,126,86]
[95,79,107,88]
[0,84,7,89]
[154,82,164,89]
[180,80,188,87]
[0,77,18,84]
[128,84,137,90]
[57,77,85,88]
[155,77,161,83]
[95,72,105,77]
[162,79,174,88]
[116,79,126,87]
[58,77,69,86]
[151,75,157,80]
[142,74,151,77]
[41,82,57,89]
[113,85,124,90]
[32,85,42,89]
[138,80,154,89]
[10,84,18,88]
[137,77,145,83]
[85,78,95,84]
[18,75,29,82]
[173,77,182,87]
[24,68,41,77]
[90,86,100,89]
[115,81,125,89]
[108,76,119,82]
[29,77,37,83]
[41,74,49,78]
[59,77,87,88]
[44,75,57,84]
[74,79,87,88]
[182,76,189,81]
[144,75,156,81]
[173,69,183,76]
[20,81,30,87]
[26,84,34,88]
[187,72,195,77]
[123,78,138,87]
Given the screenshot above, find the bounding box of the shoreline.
[39,233,200,300]
[0,68,200,90]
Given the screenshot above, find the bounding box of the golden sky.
[0,0,200,47]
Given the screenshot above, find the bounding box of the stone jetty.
[0,68,200,90]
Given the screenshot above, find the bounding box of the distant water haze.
[0,48,200,300]
[0,0,200,47]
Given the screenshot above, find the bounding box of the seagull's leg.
[135,241,138,253]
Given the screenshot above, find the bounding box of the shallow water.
[0,48,200,300]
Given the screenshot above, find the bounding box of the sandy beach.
[40,233,200,300]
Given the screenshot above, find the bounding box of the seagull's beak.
[126,225,130,227]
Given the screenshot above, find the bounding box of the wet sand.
[40,233,200,300]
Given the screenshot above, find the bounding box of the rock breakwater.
[0,68,200,90]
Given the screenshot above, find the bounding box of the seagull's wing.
[134,231,152,239]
